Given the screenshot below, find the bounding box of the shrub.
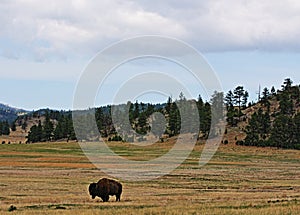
[8,205,17,212]
[236,140,244,145]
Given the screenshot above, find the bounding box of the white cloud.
[0,0,300,61]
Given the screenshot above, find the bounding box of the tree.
[200,102,211,138]
[279,92,294,115]
[281,78,293,91]
[225,90,236,126]
[261,87,271,109]
[292,113,300,149]
[0,121,10,135]
[137,112,148,135]
[244,108,271,147]
[11,121,16,132]
[233,86,249,121]
[168,102,180,137]
[225,90,234,108]
[43,111,54,141]
[210,91,224,122]
[242,91,249,108]
[163,96,171,116]
[209,91,224,137]
[271,86,276,96]
[27,121,43,143]
[262,87,270,101]
[270,114,293,149]
[22,121,27,130]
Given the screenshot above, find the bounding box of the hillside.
[0,103,28,123]
[223,79,300,149]
[1,78,299,148]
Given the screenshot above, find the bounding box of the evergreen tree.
[281,78,293,91]
[244,108,271,146]
[271,86,276,96]
[168,102,180,137]
[165,96,172,115]
[225,90,238,126]
[292,113,300,149]
[0,121,10,135]
[43,111,54,141]
[11,121,16,132]
[95,107,104,132]
[201,102,211,138]
[210,91,224,137]
[27,121,43,143]
[279,92,294,115]
[261,87,271,110]
[270,114,293,148]
[233,86,249,121]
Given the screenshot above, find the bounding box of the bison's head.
[88,183,97,199]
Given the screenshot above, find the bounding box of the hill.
[0,103,28,123]
[1,78,299,149]
[223,78,300,149]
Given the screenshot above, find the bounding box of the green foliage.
[53,114,76,141]
[197,95,211,138]
[27,112,76,143]
[0,120,10,135]
[242,78,300,149]
[225,86,249,126]
[8,205,17,212]
[244,108,270,146]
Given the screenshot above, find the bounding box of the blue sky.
[0,1,299,110]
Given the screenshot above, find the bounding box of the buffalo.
[88,178,122,202]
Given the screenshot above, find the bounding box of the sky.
[0,0,300,110]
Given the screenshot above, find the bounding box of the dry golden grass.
[0,141,299,214]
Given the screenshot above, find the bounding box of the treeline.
[225,78,300,149]
[79,91,220,142]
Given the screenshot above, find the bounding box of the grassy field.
[0,140,299,214]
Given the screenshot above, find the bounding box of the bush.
[294,144,300,150]
[236,140,244,145]
[111,135,122,141]
[8,205,17,212]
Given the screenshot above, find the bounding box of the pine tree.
[11,121,16,132]
[270,114,293,148]
[43,111,54,141]
[233,86,249,121]
[225,90,237,126]
[0,121,10,135]
[244,108,271,147]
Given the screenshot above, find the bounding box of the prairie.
[0,141,299,214]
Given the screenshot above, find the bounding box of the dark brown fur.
[88,178,122,202]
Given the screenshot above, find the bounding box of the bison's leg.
[116,194,121,201]
[100,195,108,202]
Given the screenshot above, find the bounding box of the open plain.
[0,141,299,214]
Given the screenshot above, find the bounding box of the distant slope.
[0,103,29,123]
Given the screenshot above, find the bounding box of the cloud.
[0,0,300,61]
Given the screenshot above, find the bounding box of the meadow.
[0,140,299,214]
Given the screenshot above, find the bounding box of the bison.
[88,178,122,202]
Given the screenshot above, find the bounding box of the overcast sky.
[0,0,299,110]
